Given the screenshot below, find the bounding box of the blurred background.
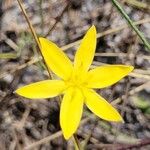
[0,0,150,149]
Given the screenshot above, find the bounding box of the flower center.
[65,71,87,88]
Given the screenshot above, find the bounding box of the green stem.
[73,134,82,150]
[111,0,150,51]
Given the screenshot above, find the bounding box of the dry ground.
[0,0,150,149]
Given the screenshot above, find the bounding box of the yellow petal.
[60,87,84,139]
[86,65,134,88]
[74,25,96,75]
[83,88,123,122]
[15,80,66,99]
[39,37,73,80]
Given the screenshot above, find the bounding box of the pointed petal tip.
[126,65,134,73]
[13,90,18,95]
[13,89,17,94]
[118,117,124,123]
[14,88,25,98]
[129,65,134,71]
[112,115,124,123]
[15,88,25,95]
[14,89,21,96]
[14,89,19,94]
[14,88,27,99]
[121,119,125,123]
[90,25,96,33]
[120,65,134,72]
[91,24,96,28]
[108,117,124,123]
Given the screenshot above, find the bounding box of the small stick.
[24,115,94,150]
[16,0,52,77]
[44,3,70,37]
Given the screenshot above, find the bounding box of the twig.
[13,107,30,130]
[61,18,150,51]
[117,138,150,150]
[16,0,51,77]
[44,2,70,37]
[95,52,150,60]
[0,18,149,79]
[2,33,19,52]
[24,115,94,150]
[125,0,150,11]
[130,72,150,80]
[81,120,98,149]
[111,81,150,106]
[134,69,150,75]
[0,56,149,81]
[88,138,150,150]
[0,53,17,59]
[111,0,150,51]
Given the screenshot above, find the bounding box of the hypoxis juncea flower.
[15,25,134,139]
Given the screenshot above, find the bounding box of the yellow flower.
[15,25,133,139]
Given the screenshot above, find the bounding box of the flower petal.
[86,65,134,88]
[74,25,96,74]
[60,87,84,139]
[15,80,66,99]
[39,37,73,80]
[83,88,123,122]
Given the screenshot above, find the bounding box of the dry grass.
[0,0,150,149]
